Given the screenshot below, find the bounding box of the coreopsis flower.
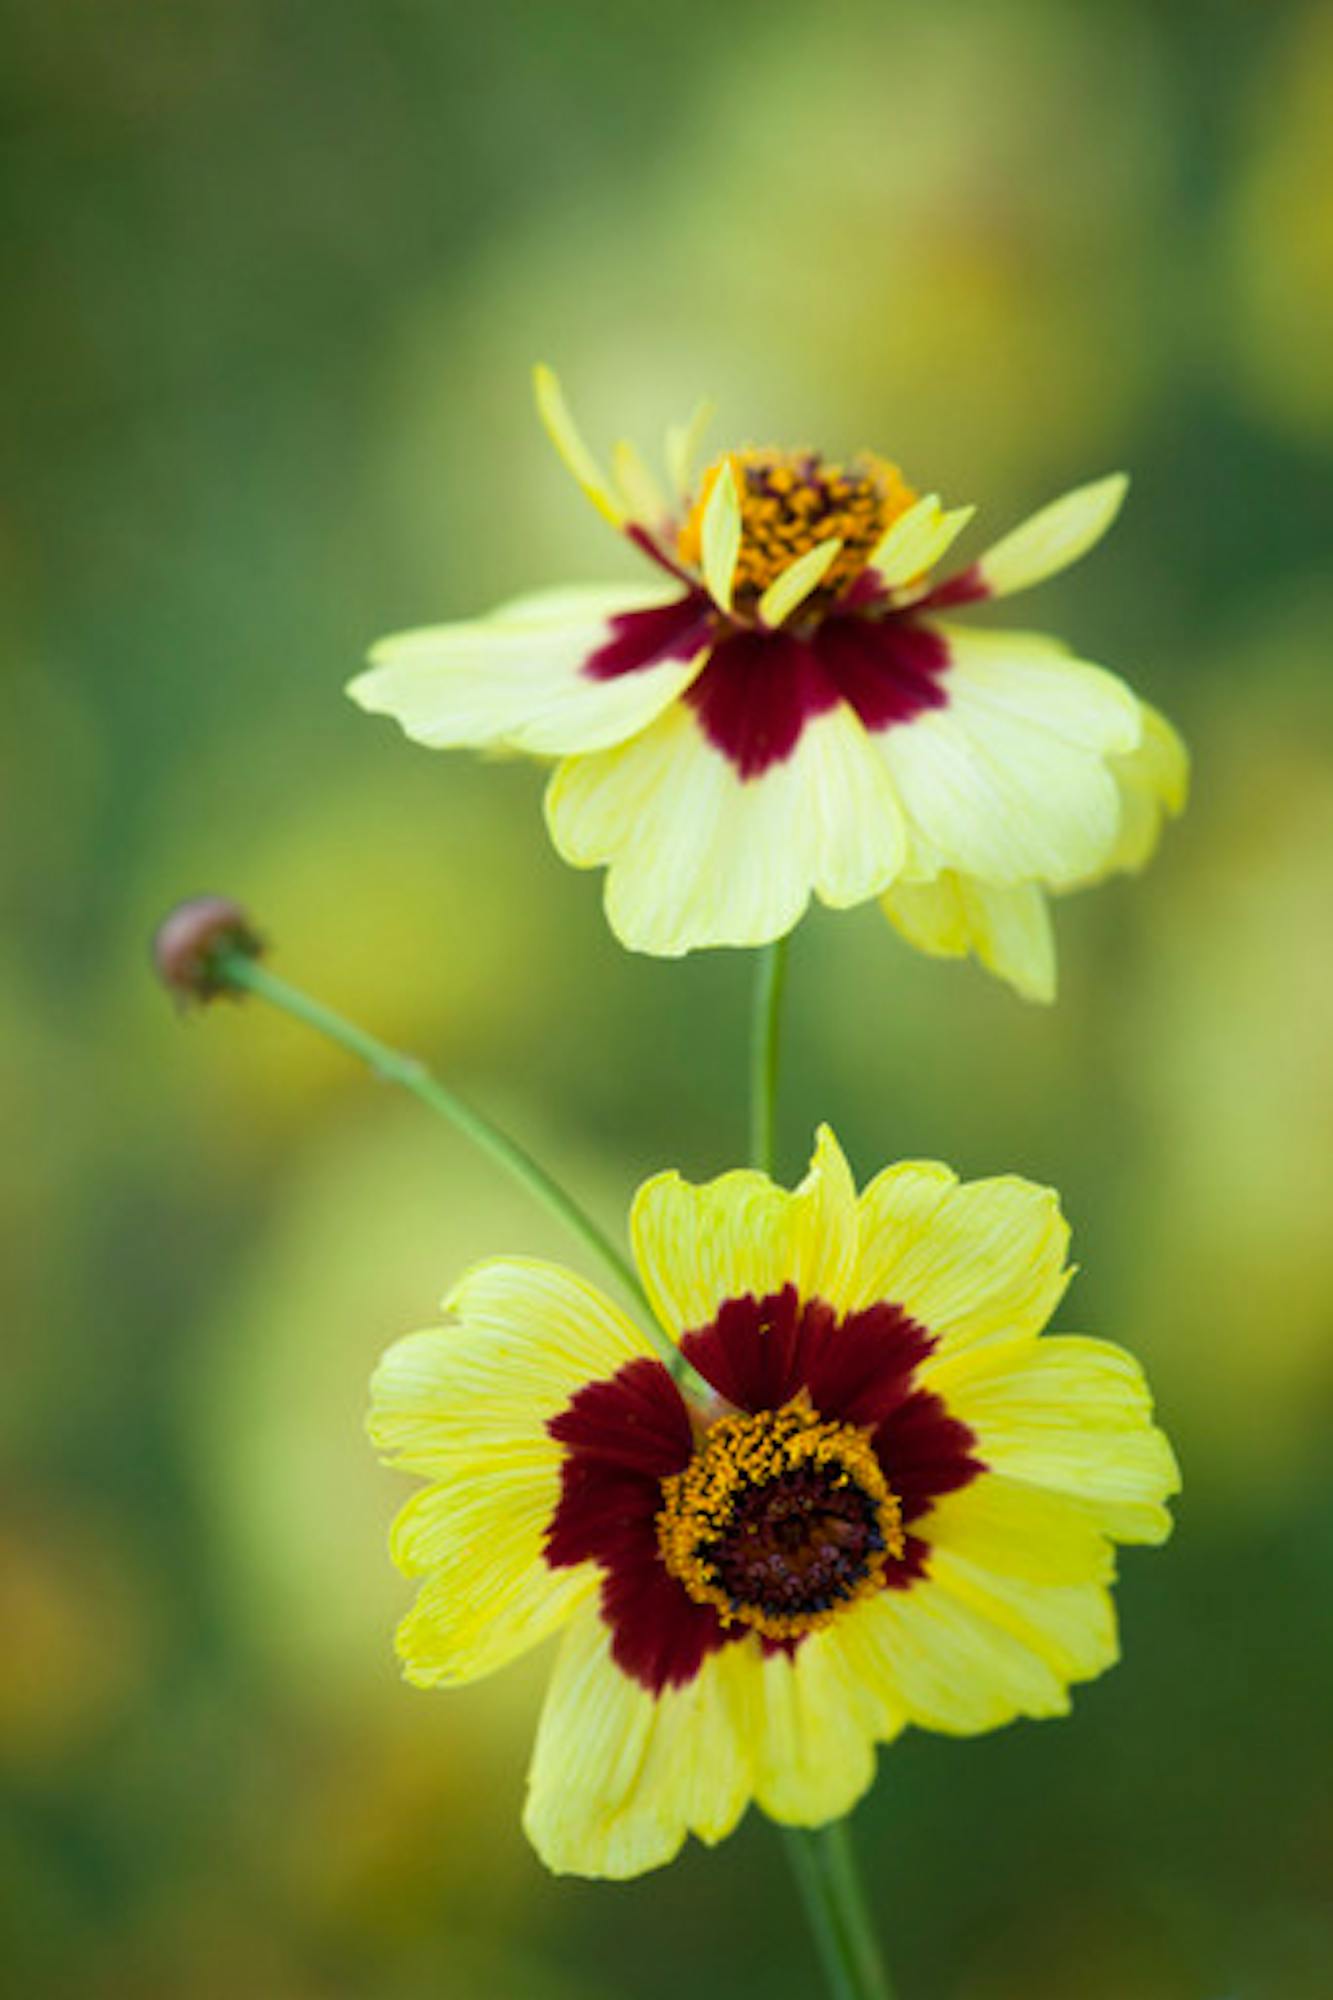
[369,1128,1177,1878]
[349,371,1187,998]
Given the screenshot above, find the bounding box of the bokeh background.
[6,1,1333,1994]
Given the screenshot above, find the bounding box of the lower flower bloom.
[369,1129,1178,1878]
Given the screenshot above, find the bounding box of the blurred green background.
[5,1,1332,1994]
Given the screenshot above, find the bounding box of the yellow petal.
[838,1579,1074,1735]
[631,1124,860,1339]
[847,1160,958,1304]
[867,494,976,593]
[390,1485,595,1689]
[523,1609,752,1879]
[757,537,843,628]
[920,1473,1113,1585]
[928,1560,1112,1688]
[881,874,1057,1004]
[926,1558,1119,1688]
[700,457,742,611]
[737,1628,895,1824]
[438,1255,652,1402]
[940,1334,1180,1545]
[533,364,625,528]
[976,473,1128,598]
[849,1172,1072,1358]
[369,1259,651,1687]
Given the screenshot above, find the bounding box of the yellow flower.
[369,1128,1177,1879]
[349,371,1187,995]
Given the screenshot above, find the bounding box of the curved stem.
[746,936,898,2000]
[213,951,674,1363]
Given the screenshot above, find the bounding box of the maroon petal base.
[685,616,949,779]
[679,1285,933,1424]
[583,591,716,681]
[545,1357,734,1694]
[580,581,951,782]
[544,1295,985,1694]
[917,562,989,610]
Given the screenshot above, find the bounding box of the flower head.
[369,1128,1177,1879]
[349,370,1187,995]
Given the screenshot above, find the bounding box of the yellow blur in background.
[5,2,1332,1995]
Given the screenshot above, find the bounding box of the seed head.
[153,896,263,1005]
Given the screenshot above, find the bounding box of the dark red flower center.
[544,1285,984,1694]
[656,1396,904,1641]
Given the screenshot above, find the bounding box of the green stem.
[748,936,789,1179]
[213,951,675,1365]
[746,938,897,2000]
[783,1825,895,2000]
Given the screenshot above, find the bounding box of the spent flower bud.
[153,896,264,1004]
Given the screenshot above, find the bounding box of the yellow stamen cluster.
[657,1395,905,1643]
[677,448,918,611]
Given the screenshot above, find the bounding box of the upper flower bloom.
[349,370,1188,997]
[369,1128,1177,1879]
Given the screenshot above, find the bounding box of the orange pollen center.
[676,447,917,611]
[656,1396,905,1642]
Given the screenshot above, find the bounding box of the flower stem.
[210,950,672,1362]
[748,936,790,1178]
[782,1824,896,2000]
[746,936,898,2000]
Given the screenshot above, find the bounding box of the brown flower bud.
[152,896,264,1004]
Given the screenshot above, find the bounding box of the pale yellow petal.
[612,437,671,530]
[881,874,1057,1004]
[876,654,1171,989]
[631,1124,859,1338]
[849,1174,1071,1358]
[1095,702,1190,880]
[976,473,1128,598]
[546,700,906,957]
[937,624,1142,756]
[350,584,705,758]
[665,398,715,498]
[877,659,1127,888]
[866,493,976,593]
[940,1335,1180,1544]
[523,1609,751,1879]
[533,364,624,528]
[757,537,843,628]
[803,711,910,913]
[700,457,742,611]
